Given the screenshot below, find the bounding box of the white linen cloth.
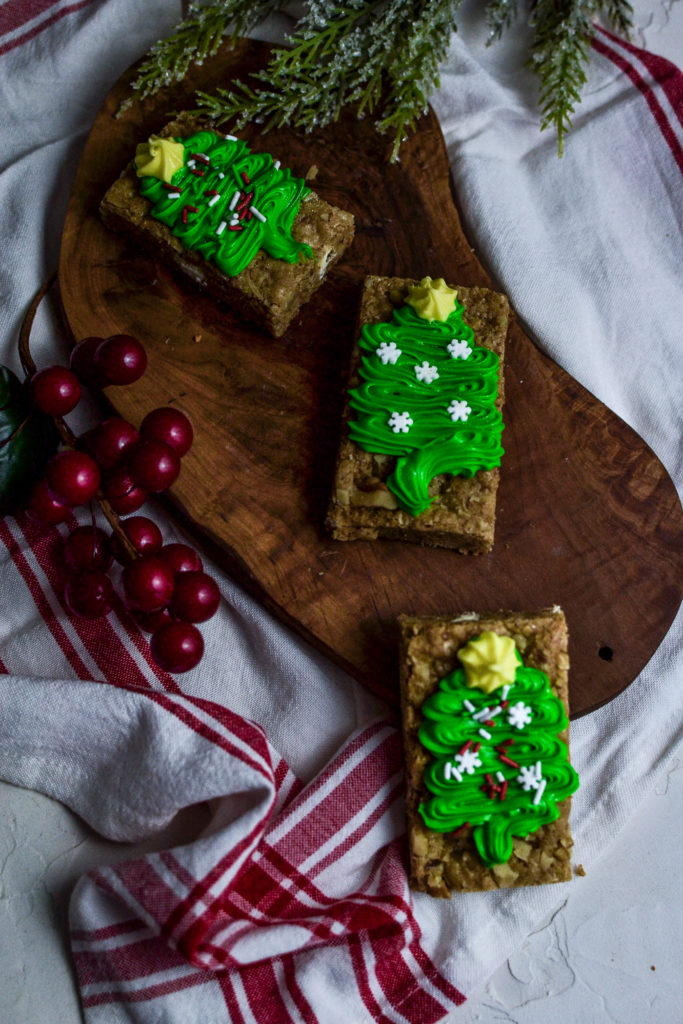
[0,2,681,1021]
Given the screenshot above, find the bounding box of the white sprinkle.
[463,699,475,712]
[208,194,220,207]
[224,134,237,141]
[218,172,225,179]
[167,191,181,199]
[472,706,492,722]
[487,706,502,719]
[535,761,542,780]
[215,220,227,235]
[496,771,506,783]
[444,762,462,783]
[187,159,196,168]
[229,190,241,210]
[250,205,267,223]
[478,728,492,740]
[273,160,281,169]
[501,685,511,700]
[533,778,547,805]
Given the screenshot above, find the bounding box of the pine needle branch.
[120,0,288,112]
[526,1,633,155]
[186,1,464,160]
[127,0,634,157]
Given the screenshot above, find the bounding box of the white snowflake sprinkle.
[507,701,533,730]
[516,765,540,791]
[448,399,472,422]
[455,749,482,775]
[448,338,473,360]
[414,361,439,384]
[376,341,402,365]
[388,411,413,433]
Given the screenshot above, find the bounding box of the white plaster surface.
[1,2,682,1022]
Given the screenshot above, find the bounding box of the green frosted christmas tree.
[347,278,504,516]
[418,631,580,866]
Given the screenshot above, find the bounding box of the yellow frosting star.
[457,631,519,694]
[404,276,458,322]
[134,135,185,184]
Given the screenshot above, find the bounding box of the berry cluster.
[23,332,217,674]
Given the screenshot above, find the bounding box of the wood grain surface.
[58,38,682,717]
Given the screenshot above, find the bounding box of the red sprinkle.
[484,719,497,727]
[452,822,470,837]
[236,190,254,211]
[228,224,243,232]
[204,189,220,196]
[500,780,508,801]
[163,182,182,191]
[473,742,481,753]
[189,167,205,178]
[191,152,211,165]
[181,205,199,224]
[241,171,251,185]
[458,740,472,756]
[498,755,520,768]
[500,700,509,708]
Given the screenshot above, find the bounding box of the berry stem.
[18,275,138,563]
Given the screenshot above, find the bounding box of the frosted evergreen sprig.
[190,0,464,160]
[527,0,633,155]
[127,0,634,157]
[120,1,287,112]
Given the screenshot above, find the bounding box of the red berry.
[26,479,70,525]
[30,366,81,417]
[160,542,202,575]
[128,439,180,493]
[70,336,104,383]
[101,468,148,515]
[81,417,139,471]
[112,515,163,563]
[94,334,147,386]
[63,570,113,619]
[150,621,204,673]
[169,571,220,623]
[140,407,193,456]
[46,450,100,506]
[133,608,172,633]
[122,555,175,613]
[63,525,112,572]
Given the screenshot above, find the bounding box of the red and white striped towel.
[0,509,464,1023]
[1,3,682,1023]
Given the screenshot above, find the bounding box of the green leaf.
[0,366,60,516]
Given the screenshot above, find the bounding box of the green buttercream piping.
[417,658,579,866]
[347,302,504,516]
[137,130,312,277]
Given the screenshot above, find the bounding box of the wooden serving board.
[58,39,682,718]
